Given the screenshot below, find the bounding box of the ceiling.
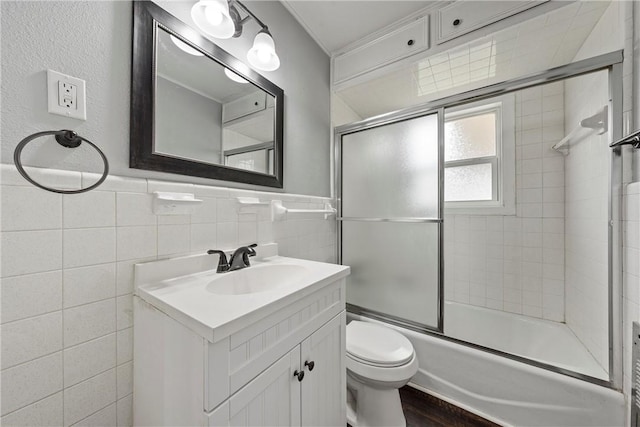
[281,1,435,54]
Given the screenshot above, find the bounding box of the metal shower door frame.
[335,50,624,389]
[336,108,446,333]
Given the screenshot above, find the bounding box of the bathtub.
[348,302,625,426]
[445,302,608,380]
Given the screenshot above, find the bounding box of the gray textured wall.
[155,76,222,165]
[634,0,640,181]
[1,1,331,196]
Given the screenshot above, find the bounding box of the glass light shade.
[191,0,235,39]
[169,35,204,56]
[224,68,248,84]
[247,31,280,71]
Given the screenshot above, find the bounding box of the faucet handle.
[240,244,258,266]
[207,250,229,273]
[247,243,257,256]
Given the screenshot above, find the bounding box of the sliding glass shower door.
[339,112,442,331]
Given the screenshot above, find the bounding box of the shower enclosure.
[336,51,624,387]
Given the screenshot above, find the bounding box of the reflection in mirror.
[155,27,276,175]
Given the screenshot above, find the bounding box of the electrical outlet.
[47,69,86,120]
[58,81,77,109]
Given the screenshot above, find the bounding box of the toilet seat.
[346,321,418,384]
[347,321,414,367]
[347,351,418,384]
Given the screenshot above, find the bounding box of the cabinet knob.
[453,18,461,26]
[254,101,259,106]
[293,370,305,381]
[304,360,315,371]
[407,39,414,46]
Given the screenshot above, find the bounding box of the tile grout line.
[66,384,117,427]
[0,389,62,420]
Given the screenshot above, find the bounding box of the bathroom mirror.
[131,1,284,188]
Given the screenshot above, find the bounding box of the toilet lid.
[346,321,414,367]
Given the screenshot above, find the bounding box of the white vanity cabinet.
[133,254,349,427]
[207,313,345,426]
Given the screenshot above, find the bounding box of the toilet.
[346,320,419,427]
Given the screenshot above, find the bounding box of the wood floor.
[399,386,500,427]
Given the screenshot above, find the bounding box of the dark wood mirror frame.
[130,1,284,188]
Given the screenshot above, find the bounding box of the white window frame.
[444,94,515,215]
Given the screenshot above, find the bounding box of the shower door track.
[335,50,624,390]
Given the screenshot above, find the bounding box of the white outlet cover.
[47,69,86,120]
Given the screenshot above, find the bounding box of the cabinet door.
[208,346,301,427]
[333,18,428,84]
[222,92,267,123]
[300,312,346,427]
[436,0,547,43]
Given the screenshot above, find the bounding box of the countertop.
[134,255,350,343]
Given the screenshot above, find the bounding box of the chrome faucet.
[207,244,257,273]
[228,244,257,271]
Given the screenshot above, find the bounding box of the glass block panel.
[445,163,493,201]
[445,112,496,162]
[341,113,439,218]
[342,221,440,328]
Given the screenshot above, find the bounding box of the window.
[444,96,515,214]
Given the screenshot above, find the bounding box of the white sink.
[133,251,350,342]
[206,264,308,295]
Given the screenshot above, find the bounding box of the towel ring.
[13,130,109,194]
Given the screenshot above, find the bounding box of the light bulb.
[257,49,271,63]
[204,5,223,25]
[191,0,234,39]
[247,31,280,71]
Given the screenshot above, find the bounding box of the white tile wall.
[63,334,116,388]
[0,164,336,425]
[1,352,63,416]
[0,392,63,427]
[445,82,566,321]
[63,369,116,426]
[1,312,62,370]
[1,271,62,324]
[621,2,637,420]
[623,183,640,424]
[563,0,627,376]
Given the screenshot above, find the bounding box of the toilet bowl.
[346,320,419,427]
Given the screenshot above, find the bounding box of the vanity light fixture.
[247,29,280,72]
[191,0,235,39]
[169,35,204,56]
[191,0,281,72]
